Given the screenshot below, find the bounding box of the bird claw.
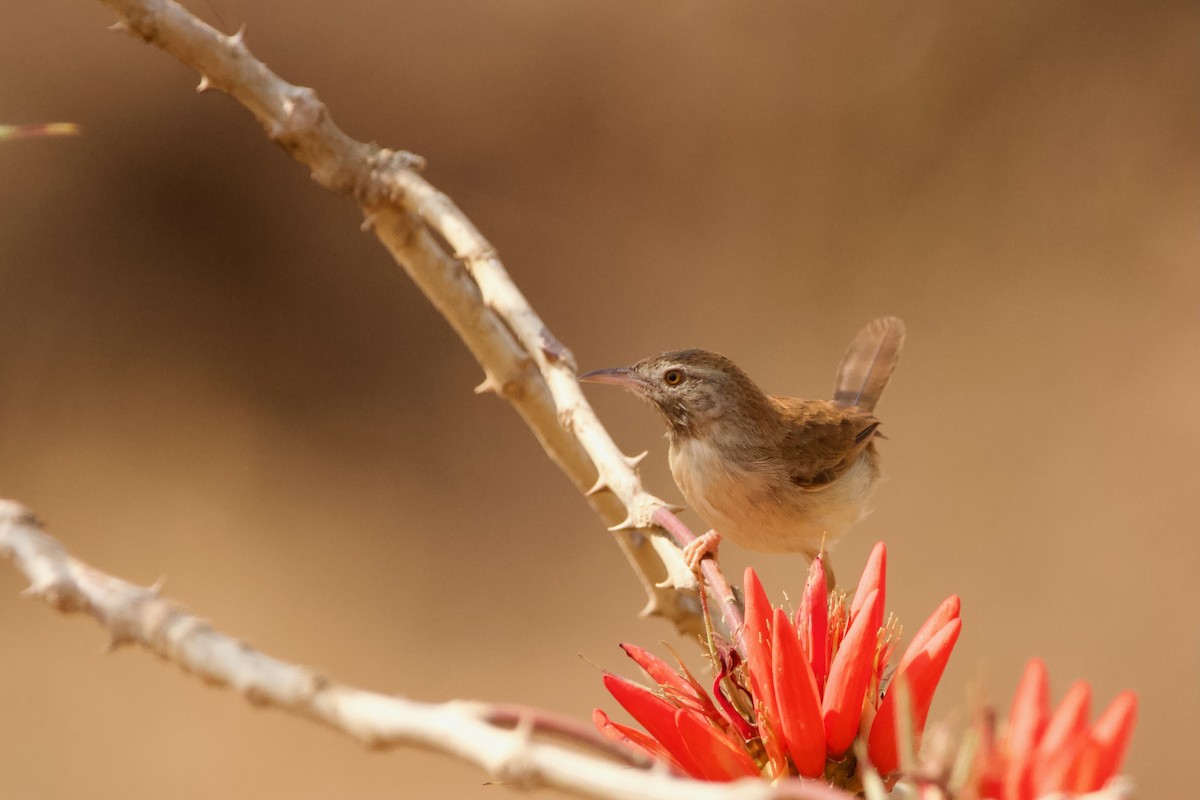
[682,530,722,572]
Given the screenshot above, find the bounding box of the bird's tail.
[831,316,906,412]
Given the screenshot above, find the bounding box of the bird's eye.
[663,369,684,386]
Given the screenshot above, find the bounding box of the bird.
[578,317,905,583]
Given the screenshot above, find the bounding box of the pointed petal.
[1037,681,1092,760]
[866,618,962,775]
[602,673,705,778]
[1031,681,1092,794]
[620,643,718,719]
[771,607,826,778]
[1075,691,1138,791]
[850,542,887,622]
[896,595,961,676]
[742,569,791,774]
[1032,731,1089,795]
[593,709,688,774]
[1003,752,1036,800]
[1066,736,1108,794]
[675,707,761,781]
[1004,658,1050,759]
[797,554,830,695]
[742,569,779,726]
[823,588,881,756]
[904,618,961,729]
[619,642,691,693]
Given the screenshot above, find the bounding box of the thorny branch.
[91,0,747,641]
[0,6,1147,800]
[0,501,847,800]
[0,504,1136,800]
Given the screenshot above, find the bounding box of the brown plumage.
[579,317,905,578]
[832,316,906,412]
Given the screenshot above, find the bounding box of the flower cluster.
[594,543,962,786]
[974,658,1138,799]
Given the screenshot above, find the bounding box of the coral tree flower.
[594,543,962,787]
[974,658,1138,799]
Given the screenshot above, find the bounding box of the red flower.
[594,543,962,788]
[974,658,1138,799]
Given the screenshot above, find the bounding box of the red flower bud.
[823,588,881,756]
[771,606,826,778]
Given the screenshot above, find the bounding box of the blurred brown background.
[1,1,1196,798]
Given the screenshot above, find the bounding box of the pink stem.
[651,508,745,650]
[486,703,652,768]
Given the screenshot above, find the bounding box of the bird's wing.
[772,400,881,490]
[831,316,906,413]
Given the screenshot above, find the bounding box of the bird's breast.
[668,436,879,554]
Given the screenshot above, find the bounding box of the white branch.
[97,0,713,635]
[0,500,848,800]
[1,7,1144,800]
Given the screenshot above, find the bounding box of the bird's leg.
[682,529,723,572]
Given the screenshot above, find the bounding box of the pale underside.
[669,434,880,556]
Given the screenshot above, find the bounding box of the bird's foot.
[682,530,723,572]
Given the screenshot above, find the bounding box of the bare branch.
[0,500,850,800]
[95,0,748,638]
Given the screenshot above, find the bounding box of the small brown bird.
[579,317,905,579]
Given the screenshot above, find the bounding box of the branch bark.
[93,0,752,640]
[0,500,846,800]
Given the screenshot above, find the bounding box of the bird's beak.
[578,366,647,391]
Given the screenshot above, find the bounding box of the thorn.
[474,375,500,395]
[639,596,666,619]
[148,576,166,595]
[196,75,212,93]
[625,451,649,469]
[397,150,427,171]
[108,20,130,33]
[228,24,247,48]
[607,516,638,532]
[362,733,389,751]
[106,620,140,650]
[648,755,675,777]
[27,581,81,612]
[539,328,574,368]
[512,712,535,743]
[243,685,270,706]
[360,212,377,233]
[585,476,610,497]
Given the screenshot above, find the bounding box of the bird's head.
[579,349,768,439]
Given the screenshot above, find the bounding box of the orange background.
[1,1,1196,798]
